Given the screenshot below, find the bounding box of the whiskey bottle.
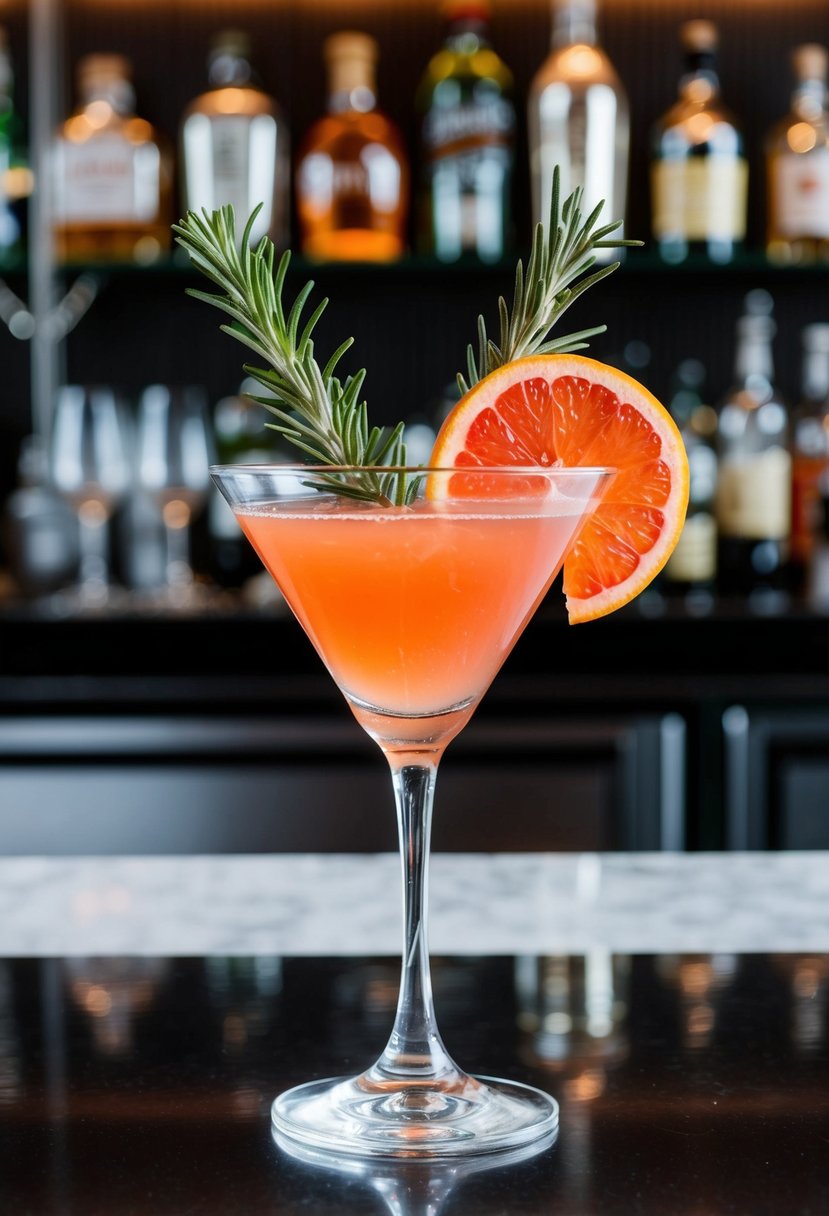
[651,21,747,264]
[791,323,829,589]
[417,0,515,262]
[661,359,718,602]
[715,296,791,603]
[53,54,173,263]
[766,44,829,264]
[296,32,409,262]
[528,0,629,262]
[181,30,289,251]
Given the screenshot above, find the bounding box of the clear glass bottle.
[661,359,718,603]
[416,0,515,263]
[790,323,829,589]
[53,54,173,264]
[0,27,30,266]
[296,32,409,262]
[181,30,289,251]
[715,295,791,603]
[766,44,829,264]
[651,20,747,265]
[527,0,629,262]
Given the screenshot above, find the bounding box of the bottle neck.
[81,77,134,115]
[552,0,597,48]
[445,19,491,54]
[734,318,775,396]
[208,50,254,89]
[327,58,377,113]
[803,348,829,402]
[679,51,720,104]
[792,76,827,121]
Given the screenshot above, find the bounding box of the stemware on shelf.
[135,384,213,604]
[48,384,131,606]
[211,462,614,1161]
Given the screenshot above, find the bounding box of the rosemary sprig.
[172,205,417,506]
[458,166,643,393]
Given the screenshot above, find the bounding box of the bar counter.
[2,851,828,1214]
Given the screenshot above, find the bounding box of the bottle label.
[54,136,160,223]
[423,98,514,163]
[715,448,792,540]
[184,113,281,246]
[299,148,402,218]
[664,512,717,582]
[772,148,829,238]
[652,157,748,240]
[791,453,829,562]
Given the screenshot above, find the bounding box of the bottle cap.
[792,43,828,83]
[77,53,132,89]
[324,31,378,96]
[210,29,252,60]
[681,20,718,53]
[441,0,491,22]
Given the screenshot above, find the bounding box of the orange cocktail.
[239,496,590,725]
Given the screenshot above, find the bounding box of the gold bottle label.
[715,448,792,540]
[652,157,748,240]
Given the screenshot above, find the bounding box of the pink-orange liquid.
[238,497,587,719]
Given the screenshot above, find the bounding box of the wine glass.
[48,384,131,606]
[211,462,614,1159]
[135,384,213,604]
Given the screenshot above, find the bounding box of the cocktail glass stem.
[372,758,455,1083]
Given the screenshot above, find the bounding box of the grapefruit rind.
[428,354,690,624]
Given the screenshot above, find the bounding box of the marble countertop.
[3,851,827,957]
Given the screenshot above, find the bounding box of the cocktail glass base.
[272,1071,558,1159]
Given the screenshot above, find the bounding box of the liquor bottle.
[53,54,173,264]
[0,27,30,265]
[790,324,829,590]
[651,21,747,265]
[416,0,515,263]
[181,30,289,251]
[528,0,629,262]
[766,44,829,264]
[661,359,718,603]
[715,297,791,602]
[296,32,409,262]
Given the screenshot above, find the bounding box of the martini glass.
[211,462,614,1159]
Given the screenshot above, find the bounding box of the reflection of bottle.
[662,360,718,602]
[54,55,173,263]
[528,0,628,261]
[766,44,829,264]
[791,324,829,589]
[651,21,747,265]
[181,30,290,250]
[417,0,515,262]
[0,27,30,264]
[296,33,409,262]
[715,296,791,602]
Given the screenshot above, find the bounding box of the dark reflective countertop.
[1,950,827,1214]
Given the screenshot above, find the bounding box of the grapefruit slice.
[429,353,690,623]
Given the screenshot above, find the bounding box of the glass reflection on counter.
[773,954,829,1055]
[656,953,739,1051]
[64,957,168,1057]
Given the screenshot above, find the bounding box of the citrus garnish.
[429,353,690,623]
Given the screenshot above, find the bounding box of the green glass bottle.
[416,0,515,262]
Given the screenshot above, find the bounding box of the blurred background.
[0,0,828,857]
